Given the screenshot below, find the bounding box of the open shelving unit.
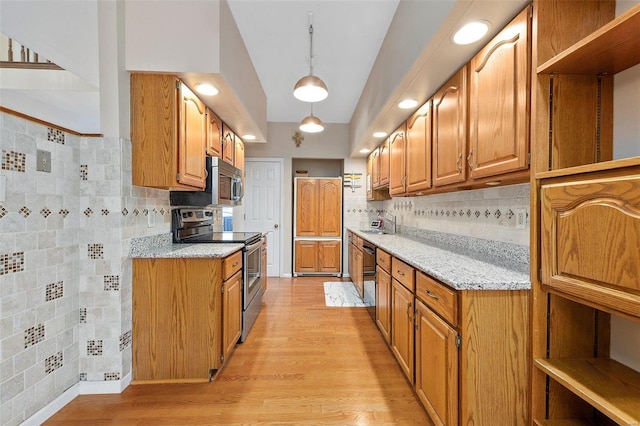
[531,1,640,425]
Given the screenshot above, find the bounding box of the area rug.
[323,282,372,307]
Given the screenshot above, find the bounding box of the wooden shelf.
[534,358,640,426]
[535,156,640,180]
[534,420,594,426]
[538,4,640,75]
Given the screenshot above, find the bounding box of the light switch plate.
[36,149,51,172]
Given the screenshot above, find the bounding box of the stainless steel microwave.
[169,157,243,207]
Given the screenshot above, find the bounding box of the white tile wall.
[0,112,169,425]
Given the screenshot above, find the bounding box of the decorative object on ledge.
[292,131,304,147]
[344,172,362,192]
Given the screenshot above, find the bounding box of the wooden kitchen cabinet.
[405,100,432,195]
[391,276,415,383]
[206,107,222,158]
[222,126,235,165]
[295,178,318,237]
[367,149,390,200]
[378,138,390,187]
[234,136,245,174]
[415,299,458,426]
[294,177,341,237]
[348,234,364,297]
[388,124,407,196]
[131,73,207,190]
[318,240,341,273]
[222,269,242,363]
[294,240,340,275]
[432,66,467,187]
[370,148,381,189]
[468,6,531,180]
[376,265,392,345]
[294,240,318,273]
[531,2,640,424]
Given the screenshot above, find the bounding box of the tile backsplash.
[0,111,170,425]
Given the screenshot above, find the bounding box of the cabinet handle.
[397,270,405,276]
[456,153,462,172]
[467,149,474,170]
[425,289,439,300]
[406,302,413,318]
[232,262,238,267]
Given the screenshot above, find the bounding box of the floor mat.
[323,281,372,307]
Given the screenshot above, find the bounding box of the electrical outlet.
[147,210,156,228]
[36,149,51,173]
[515,208,527,229]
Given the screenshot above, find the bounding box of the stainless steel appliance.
[169,156,243,207]
[172,208,263,342]
[361,240,376,321]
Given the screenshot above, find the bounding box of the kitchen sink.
[359,229,388,234]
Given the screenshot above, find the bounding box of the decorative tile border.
[80,308,87,323]
[47,127,65,144]
[80,164,88,180]
[119,330,132,351]
[87,340,103,356]
[104,372,120,381]
[79,373,87,381]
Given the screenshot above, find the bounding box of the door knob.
[274,224,279,229]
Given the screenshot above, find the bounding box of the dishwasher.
[361,240,376,321]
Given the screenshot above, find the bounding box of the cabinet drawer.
[416,271,458,327]
[223,250,242,281]
[377,249,391,273]
[392,257,415,292]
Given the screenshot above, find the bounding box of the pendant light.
[293,13,328,103]
[299,103,324,133]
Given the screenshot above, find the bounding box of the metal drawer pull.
[425,289,439,300]
[232,262,239,267]
[397,270,405,276]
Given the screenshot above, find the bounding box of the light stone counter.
[130,233,243,259]
[349,228,530,291]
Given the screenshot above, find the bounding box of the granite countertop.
[349,228,530,291]
[129,233,243,259]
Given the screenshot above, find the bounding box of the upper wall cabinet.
[389,124,407,196]
[378,138,391,188]
[405,100,432,195]
[131,73,207,190]
[222,126,235,166]
[433,66,468,187]
[206,107,223,158]
[468,6,531,180]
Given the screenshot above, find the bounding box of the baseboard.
[23,372,131,425]
[281,273,292,278]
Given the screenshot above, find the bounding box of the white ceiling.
[227,0,401,124]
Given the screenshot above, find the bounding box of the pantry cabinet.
[132,250,243,382]
[131,73,207,190]
[531,1,640,424]
[432,66,467,187]
[468,7,531,180]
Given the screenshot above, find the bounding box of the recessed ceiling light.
[195,83,219,96]
[359,148,371,154]
[398,99,418,109]
[452,21,490,45]
[373,131,388,138]
[242,134,256,141]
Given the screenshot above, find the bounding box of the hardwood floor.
[46,277,433,425]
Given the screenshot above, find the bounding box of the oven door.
[243,238,263,309]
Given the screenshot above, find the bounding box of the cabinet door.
[178,82,207,189]
[372,148,381,188]
[295,178,318,236]
[318,179,342,236]
[234,137,245,172]
[294,240,318,273]
[376,266,392,345]
[366,152,374,199]
[222,270,242,361]
[379,139,390,187]
[389,125,407,196]
[469,7,530,179]
[352,246,364,297]
[222,128,235,165]
[433,66,468,187]
[415,300,458,426]
[318,240,341,274]
[206,107,222,158]
[391,278,415,383]
[406,101,432,194]
[541,172,640,318]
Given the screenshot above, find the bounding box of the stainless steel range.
[172,208,264,342]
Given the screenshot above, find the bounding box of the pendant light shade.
[299,113,324,133]
[294,75,328,102]
[293,15,328,102]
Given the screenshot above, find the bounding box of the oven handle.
[244,237,264,254]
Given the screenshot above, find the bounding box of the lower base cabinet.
[294,240,341,275]
[132,251,243,383]
[391,278,415,381]
[376,266,391,344]
[415,300,458,426]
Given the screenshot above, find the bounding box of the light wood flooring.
[46,277,433,425]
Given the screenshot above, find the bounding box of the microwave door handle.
[236,178,243,201]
